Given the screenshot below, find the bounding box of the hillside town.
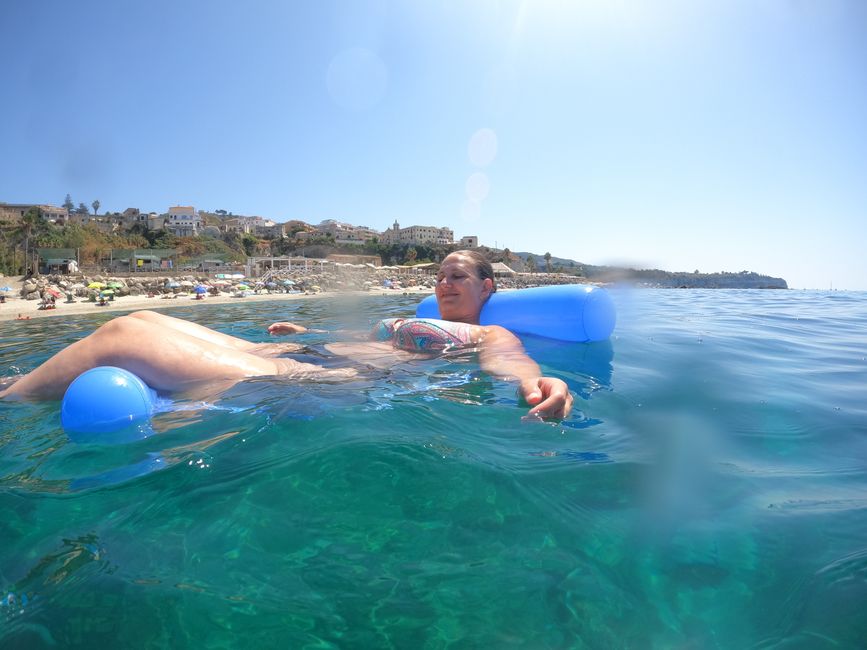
[1,199,597,314]
[0,199,475,251]
[0,199,788,304]
[0,198,584,275]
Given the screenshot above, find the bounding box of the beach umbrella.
[236,284,249,290]
[281,279,295,286]
[179,280,194,288]
[166,281,180,288]
[88,282,106,289]
[100,289,115,296]
[45,288,63,298]
[194,285,208,294]
[107,282,123,289]
[265,281,277,288]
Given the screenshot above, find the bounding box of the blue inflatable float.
[61,366,157,441]
[416,284,616,342]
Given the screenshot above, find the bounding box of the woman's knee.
[94,314,149,341]
[128,310,160,321]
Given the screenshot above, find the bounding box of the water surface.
[1,290,865,648]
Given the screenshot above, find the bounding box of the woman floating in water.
[0,251,573,418]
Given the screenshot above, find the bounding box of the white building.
[380,220,454,246]
[220,217,251,235]
[167,205,202,237]
[215,215,276,236]
[316,219,379,245]
[250,217,278,236]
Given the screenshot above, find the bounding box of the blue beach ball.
[61,366,156,440]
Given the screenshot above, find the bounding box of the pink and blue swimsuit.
[371,318,475,353]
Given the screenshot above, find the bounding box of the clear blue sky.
[2,0,865,289]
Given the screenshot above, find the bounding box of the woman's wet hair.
[447,250,497,293]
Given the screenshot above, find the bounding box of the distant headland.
[509,253,789,289]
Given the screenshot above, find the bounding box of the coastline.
[0,285,434,323]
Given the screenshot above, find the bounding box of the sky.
[1,0,865,290]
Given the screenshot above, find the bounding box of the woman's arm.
[267,322,309,335]
[476,325,574,419]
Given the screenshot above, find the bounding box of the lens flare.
[468,128,498,167]
[465,172,491,202]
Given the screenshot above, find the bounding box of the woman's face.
[435,254,493,324]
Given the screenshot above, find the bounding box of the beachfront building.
[36,248,79,274]
[0,203,68,225]
[327,254,381,266]
[246,255,330,277]
[103,248,178,272]
[166,206,202,237]
[379,221,454,246]
[460,236,479,248]
[184,254,235,272]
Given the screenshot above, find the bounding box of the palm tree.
[0,226,19,275]
[544,252,552,273]
[92,200,101,216]
[18,208,47,276]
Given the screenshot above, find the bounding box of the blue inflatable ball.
[61,366,157,440]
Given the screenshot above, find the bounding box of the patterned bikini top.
[370,318,476,353]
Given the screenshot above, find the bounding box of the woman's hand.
[519,376,574,419]
[267,322,308,335]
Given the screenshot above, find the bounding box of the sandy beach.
[0,279,433,323]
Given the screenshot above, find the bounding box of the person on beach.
[0,251,572,418]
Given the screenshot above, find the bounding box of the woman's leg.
[127,310,260,351]
[0,314,349,401]
[128,310,304,356]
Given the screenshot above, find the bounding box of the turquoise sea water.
[1,289,865,649]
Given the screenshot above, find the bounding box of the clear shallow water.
[1,290,865,649]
